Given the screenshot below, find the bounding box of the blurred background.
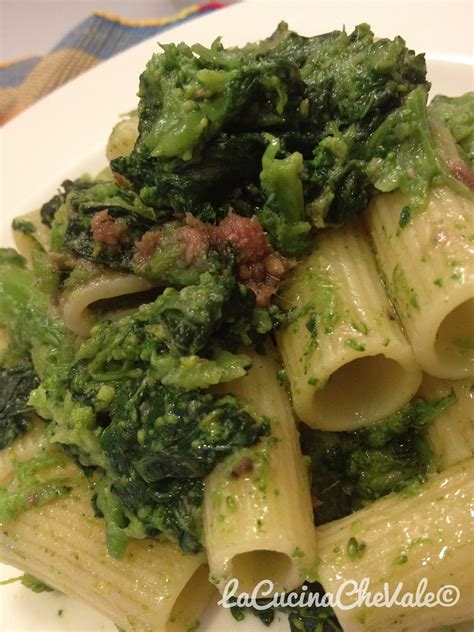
[1,1,237,61]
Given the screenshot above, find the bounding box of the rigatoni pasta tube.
[366,187,474,379]
[106,114,139,162]
[316,458,474,631]
[12,209,51,262]
[204,343,317,595]
[0,479,214,632]
[419,375,474,470]
[61,271,158,336]
[277,221,421,431]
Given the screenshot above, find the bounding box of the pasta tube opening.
[61,272,160,336]
[88,286,163,320]
[311,355,416,431]
[204,344,318,595]
[230,550,294,594]
[167,565,216,632]
[0,476,213,632]
[277,221,421,431]
[433,297,474,373]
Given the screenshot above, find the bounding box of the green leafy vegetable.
[258,134,312,256]
[429,92,474,166]
[112,132,268,223]
[112,23,431,248]
[0,452,71,524]
[231,581,342,631]
[277,23,427,133]
[96,381,269,556]
[0,574,54,593]
[366,86,473,212]
[11,219,36,235]
[0,263,271,556]
[55,180,156,266]
[0,361,39,450]
[301,393,456,524]
[135,39,303,160]
[0,249,66,361]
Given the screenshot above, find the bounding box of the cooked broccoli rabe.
[109,22,438,250]
[258,134,312,255]
[135,39,303,160]
[48,179,156,266]
[113,36,306,232]
[276,23,430,225]
[0,361,39,450]
[301,392,456,525]
[366,86,473,213]
[42,178,227,285]
[0,251,66,360]
[112,132,269,224]
[277,23,427,134]
[0,574,54,593]
[429,92,474,167]
[38,25,471,263]
[96,382,269,556]
[0,249,270,556]
[0,451,71,524]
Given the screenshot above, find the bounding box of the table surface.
[1,0,238,62]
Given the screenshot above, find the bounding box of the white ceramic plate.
[1,1,473,630]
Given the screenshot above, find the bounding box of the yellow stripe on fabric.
[93,6,201,28]
[0,49,98,124]
[0,55,41,70]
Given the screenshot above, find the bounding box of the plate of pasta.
[0,1,473,631]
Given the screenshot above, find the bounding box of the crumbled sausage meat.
[91,210,128,247]
[133,230,162,264]
[214,212,271,263]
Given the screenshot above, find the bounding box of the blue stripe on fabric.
[52,7,221,61]
[0,57,41,88]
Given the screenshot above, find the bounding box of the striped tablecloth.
[0,3,227,125]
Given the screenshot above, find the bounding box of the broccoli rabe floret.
[301,392,456,524]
